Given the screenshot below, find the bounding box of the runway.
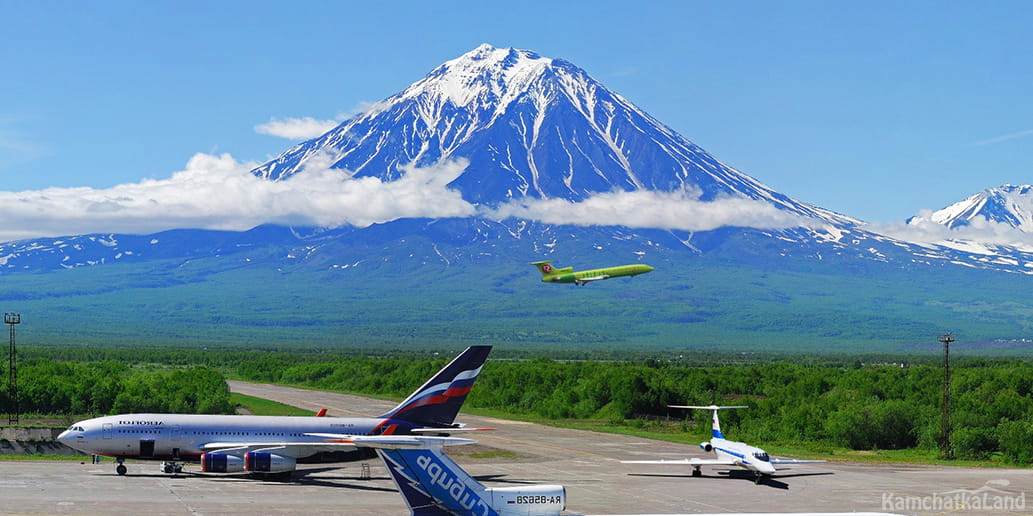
[3,381,1029,515]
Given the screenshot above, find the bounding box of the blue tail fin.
[378,446,498,516]
[378,346,492,427]
[378,448,454,516]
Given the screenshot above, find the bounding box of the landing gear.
[115,458,127,476]
[755,473,765,485]
[691,466,702,477]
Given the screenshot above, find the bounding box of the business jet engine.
[700,441,713,452]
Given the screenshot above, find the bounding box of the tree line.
[0,359,233,417]
[235,355,1033,464]
[7,348,1033,465]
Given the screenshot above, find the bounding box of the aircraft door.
[102,423,112,439]
[171,426,181,442]
[140,439,155,457]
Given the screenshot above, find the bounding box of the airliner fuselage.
[59,413,407,459]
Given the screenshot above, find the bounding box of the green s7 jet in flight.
[532,260,654,286]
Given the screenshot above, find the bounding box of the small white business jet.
[621,405,824,484]
[57,345,491,477]
[338,434,896,516]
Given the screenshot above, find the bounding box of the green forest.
[5,347,1033,465]
[0,358,233,416]
[234,354,1033,464]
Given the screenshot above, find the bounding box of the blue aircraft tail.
[377,346,491,428]
[378,446,497,516]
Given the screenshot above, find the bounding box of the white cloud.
[875,212,1033,253]
[254,117,341,140]
[483,188,817,231]
[974,129,1033,146]
[0,154,821,242]
[0,154,475,241]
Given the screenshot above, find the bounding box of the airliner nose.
[57,430,73,445]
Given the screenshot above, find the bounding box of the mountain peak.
[914,184,1033,231]
[401,44,552,111]
[250,45,851,227]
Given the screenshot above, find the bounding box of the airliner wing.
[200,441,359,458]
[620,458,738,466]
[409,427,496,433]
[770,458,826,464]
[305,434,475,449]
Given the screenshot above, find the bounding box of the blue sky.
[1,0,1031,238]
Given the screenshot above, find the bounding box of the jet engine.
[700,441,713,452]
[487,485,565,515]
[200,453,245,473]
[244,451,297,473]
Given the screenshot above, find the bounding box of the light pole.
[6,313,20,425]
[938,332,955,459]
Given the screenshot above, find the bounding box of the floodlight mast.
[5,313,19,425]
[938,332,955,459]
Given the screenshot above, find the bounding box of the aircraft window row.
[112,429,306,437]
[186,431,305,437]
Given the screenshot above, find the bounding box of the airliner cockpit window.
[754,452,770,462]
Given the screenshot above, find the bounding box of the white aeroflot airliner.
[57,345,491,477]
[338,434,897,516]
[621,405,824,483]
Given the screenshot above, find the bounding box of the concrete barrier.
[0,426,63,441]
[0,426,82,456]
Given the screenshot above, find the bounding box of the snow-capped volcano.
[253,44,853,228]
[910,184,1033,231]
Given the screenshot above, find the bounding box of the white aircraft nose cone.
[57,430,83,448]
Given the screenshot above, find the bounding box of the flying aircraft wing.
[620,458,738,466]
[576,275,610,283]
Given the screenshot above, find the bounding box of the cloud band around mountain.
[485,188,816,232]
[0,157,822,241]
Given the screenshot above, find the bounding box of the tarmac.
[2,380,1030,515]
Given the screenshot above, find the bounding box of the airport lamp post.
[6,313,19,425]
[938,332,955,459]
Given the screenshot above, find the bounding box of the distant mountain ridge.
[3,45,1033,351]
[911,184,1033,231]
[2,45,1033,277]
